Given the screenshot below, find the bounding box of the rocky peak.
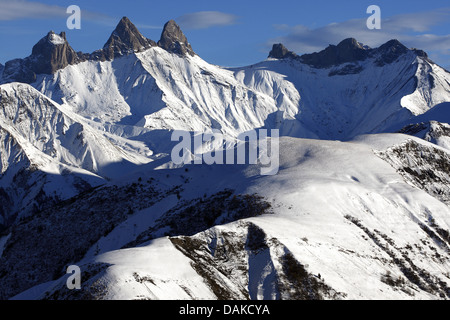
[30,31,80,75]
[268,43,298,60]
[103,17,155,60]
[2,31,81,83]
[158,20,195,56]
[373,39,409,66]
[300,38,369,68]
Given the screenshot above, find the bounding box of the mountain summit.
[158,20,195,56]
[102,17,156,60]
[2,31,81,83]
[268,43,298,60]
[30,31,81,74]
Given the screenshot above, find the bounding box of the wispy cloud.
[177,11,238,30]
[135,24,162,30]
[0,0,64,20]
[268,8,450,59]
[0,0,114,25]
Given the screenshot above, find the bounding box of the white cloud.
[135,24,162,30]
[0,0,66,20]
[0,0,114,25]
[177,11,238,30]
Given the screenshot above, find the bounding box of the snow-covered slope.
[6,135,449,300]
[0,83,150,175]
[0,113,104,229]
[0,82,153,228]
[235,52,450,139]
[35,48,291,137]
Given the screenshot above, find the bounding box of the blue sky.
[0,0,449,68]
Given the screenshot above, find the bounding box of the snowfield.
[7,135,450,300]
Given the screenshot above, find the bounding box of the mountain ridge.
[0,16,445,84]
[269,37,433,70]
[0,17,196,83]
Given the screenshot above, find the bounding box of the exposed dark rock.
[1,17,159,83]
[269,38,426,70]
[102,16,155,60]
[2,31,83,83]
[398,122,429,136]
[399,121,450,146]
[300,38,369,68]
[268,43,298,60]
[413,48,428,59]
[329,64,364,76]
[2,59,36,83]
[373,39,408,66]
[30,31,81,74]
[0,178,174,299]
[158,20,195,56]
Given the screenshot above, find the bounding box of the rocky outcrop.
[2,59,36,83]
[157,20,195,56]
[2,31,83,83]
[270,38,428,70]
[268,43,298,60]
[30,31,81,74]
[300,38,369,68]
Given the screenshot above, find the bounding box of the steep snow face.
[0,82,153,227]
[34,57,162,125]
[8,135,449,300]
[234,53,450,139]
[136,49,298,135]
[0,121,104,229]
[401,59,450,115]
[0,83,150,176]
[35,48,296,137]
[33,46,450,141]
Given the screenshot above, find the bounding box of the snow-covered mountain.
[7,22,445,142]
[0,17,449,300]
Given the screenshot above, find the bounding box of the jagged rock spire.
[158,20,195,56]
[2,30,81,83]
[30,31,80,74]
[103,17,155,60]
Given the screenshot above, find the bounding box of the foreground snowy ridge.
[4,136,449,300]
[0,17,449,300]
